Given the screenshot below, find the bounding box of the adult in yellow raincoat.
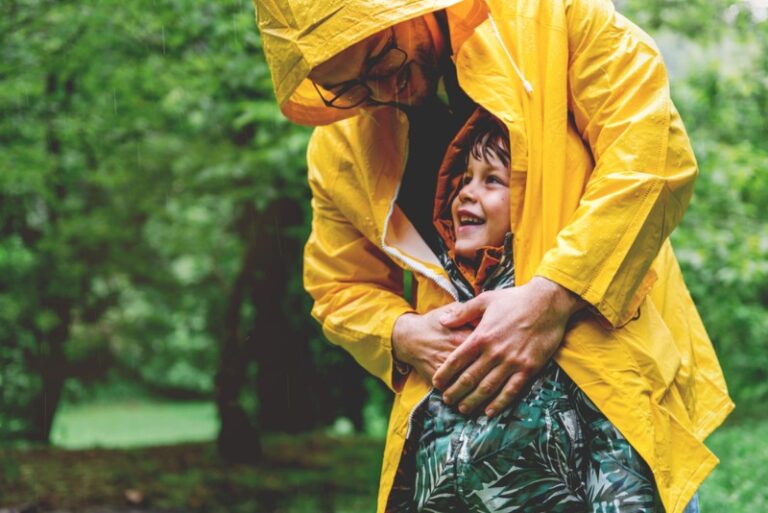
[254,0,734,512]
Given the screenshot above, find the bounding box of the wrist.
[531,276,586,319]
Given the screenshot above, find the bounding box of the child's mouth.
[459,214,484,226]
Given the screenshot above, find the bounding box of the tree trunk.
[251,197,319,433]
[22,71,74,443]
[214,202,261,463]
[27,300,69,443]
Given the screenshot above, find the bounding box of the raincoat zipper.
[405,389,433,439]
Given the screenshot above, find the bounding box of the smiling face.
[308,14,445,109]
[451,139,511,260]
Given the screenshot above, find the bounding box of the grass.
[1,400,765,512]
[50,400,219,449]
[1,434,382,512]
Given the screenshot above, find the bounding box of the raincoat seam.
[693,394,735,441]
[566,0,615,65]
[669,449,718,513]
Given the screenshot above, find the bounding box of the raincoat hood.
[254,0,463,125]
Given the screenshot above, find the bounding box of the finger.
[456,365,509,415]
[424,328,472,386]
[431,336,480,390]
[484,372,530,418]
[433,312,499,390]
[439,294,488,328]
[439,355,495,409]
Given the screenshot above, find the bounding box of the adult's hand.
[392,304,473,384]
[432,276,585,417]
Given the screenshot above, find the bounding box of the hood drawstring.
[485,6,533,95]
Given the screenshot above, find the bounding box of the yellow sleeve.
[303,130,414,392]
[535,0,698,327]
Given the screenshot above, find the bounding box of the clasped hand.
[392,276,583,418]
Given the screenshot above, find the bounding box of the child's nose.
[458,183,478,201]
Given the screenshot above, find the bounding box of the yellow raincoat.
[255,0,734,512]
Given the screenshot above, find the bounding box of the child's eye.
[487,175,503,185]
[460,175,472,186]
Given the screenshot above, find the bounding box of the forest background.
[1,0,767,511]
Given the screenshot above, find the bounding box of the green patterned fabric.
[410,362,663,513]
[389,361,662,513]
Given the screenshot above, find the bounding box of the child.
[387,108,678,513]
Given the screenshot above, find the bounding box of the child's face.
[451,150,511,259]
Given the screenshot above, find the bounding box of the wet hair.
[465,110,510,169]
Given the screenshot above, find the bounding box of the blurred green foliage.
[0,0,766,443]
[702,415,768,511]
[659,28,768,411]
[0,0,317,441]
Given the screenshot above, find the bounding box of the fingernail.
[442,394,451,404]
[458,404,468,414]
[485,408,495,417]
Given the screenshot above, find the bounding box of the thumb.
[439,295,487,328]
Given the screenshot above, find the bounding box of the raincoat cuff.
[391,356,412,393]
[389,309,418,393]
[318,302,417,393]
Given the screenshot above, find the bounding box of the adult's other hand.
[392,304,472,384]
